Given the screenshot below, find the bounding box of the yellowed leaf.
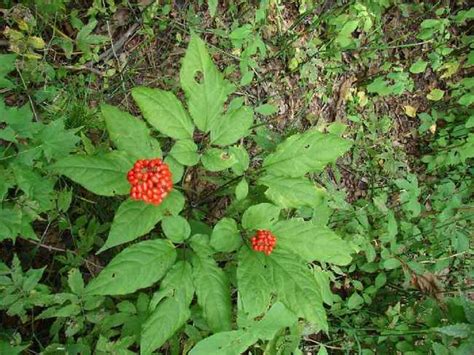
[357,91,368,107]
[404,105,417,118]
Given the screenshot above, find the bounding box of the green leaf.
[142,297,190,354]
[132,87,194,140]
[0,54,16,89]
[383,258,401,270]
[141,262,194,354]
[250,302,298,339]
[272,219,353,265]
[229,145,249,175]
[210,106,254,146]
[189,330,254,355]
[0,208,22,242]
[85,239,176,296]
[164,156,184,183]
[427,88,444,101]
[52,151,133,196]
[409,59,428,74]
[367,77,393,96]
[102,104,161,159]
[36,119,80,161]
[237,247,273,318]
[235,178,248,200]
[99,190,185,252]
[259,175,325,208]
[180,33,235,132]
[169,139,200,166]
[210,217,241,252]
[255,103,278,116]
[67,268,84,295]
[201,147,237,172]
[347,292,364,309]
[263,130,352,178]
[0,101,39,138]
[162,215,191,243]
[242,203,280,231]
[192,253,232,332]
[207,0,218,17]
[268,249,327,331]
[12,164,55,211]
[435,323,472,338]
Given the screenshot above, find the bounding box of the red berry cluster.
[251,230,277,255]
[127,158,173,205]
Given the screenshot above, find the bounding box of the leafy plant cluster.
[1,1,473,354]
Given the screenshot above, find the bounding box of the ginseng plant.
[53,33,354,354]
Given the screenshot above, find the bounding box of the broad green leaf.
[427,88,444,101]
[132,87,194,140]
[52,151,133,196]
[272,219,353,265]
[180,33,235,132]
[0,101,39,138]
[201,148,237,172]
[192,253,232,332]
[85,239,176,296]
[162,215,191,243]
[151,261,194,308]
[141,297,190,355]
[268,249,327,331]
[164,155,184,183]
[259,175,325,208]
[409,59,428,74]
[237,247,273,318]
[169,139,200,166]
[383,258,401,270]
[435,323,472,338]
[314,271,334,305]
[141,262,194,354]
[36,119,80,161]
[347,292,364,309]
[263,130,352,178]
[255,103,278,116]
[229,145,249,175]
[0,54,16,89]
[67,268,84,295]
[190,302,296,355]
[235,178,248,200]
[366,77,392,96]
[210,217,241,252]
[98,190,185,252]
[102,104,161,159]
[242,203,280,231]
[12,164,55,212]
[189,330,254,355]
[250,302,298,339]
[210,106,253,146]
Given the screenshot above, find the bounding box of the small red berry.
[251,229,277,255]
[127,158,173,205]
